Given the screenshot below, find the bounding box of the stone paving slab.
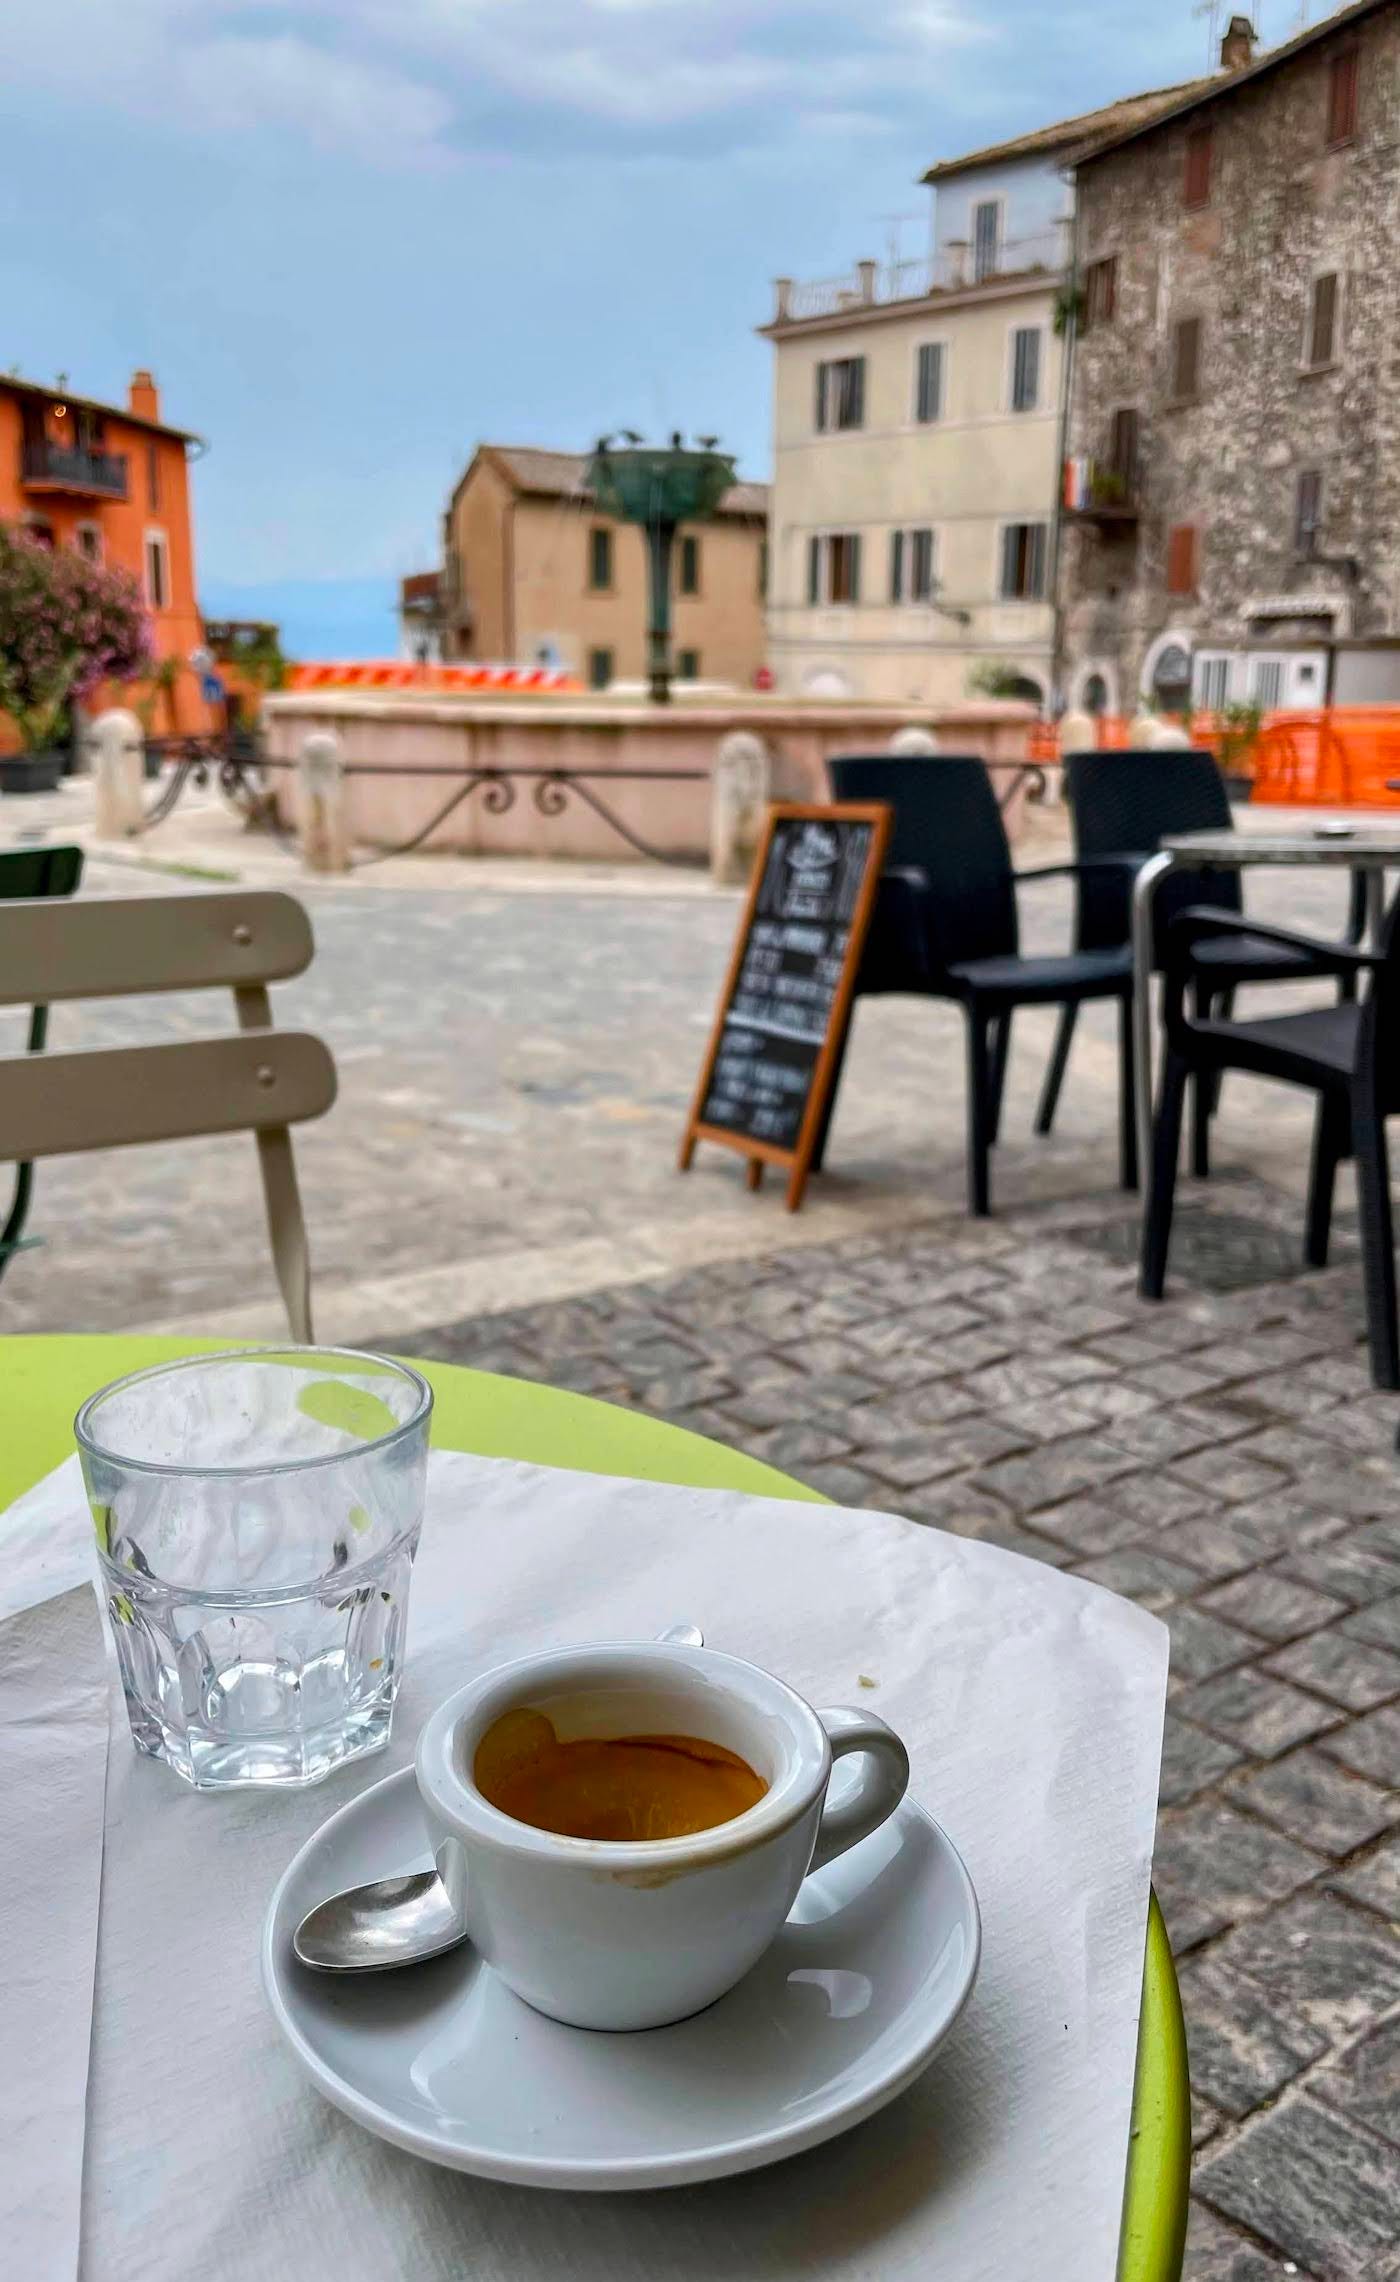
[380,1172,1400,2279]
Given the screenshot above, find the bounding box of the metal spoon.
[292,1625,706,1974]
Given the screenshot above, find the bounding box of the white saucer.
[262,1764,980,2191]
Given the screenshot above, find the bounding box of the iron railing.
[20,441,129,497]
[775,231,1066,324]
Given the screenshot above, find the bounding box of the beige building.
[761,88,1191,709]
[437,445,768,691]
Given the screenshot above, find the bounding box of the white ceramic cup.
[415,1639,910,2031]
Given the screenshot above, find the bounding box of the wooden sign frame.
[678,801,892,1212]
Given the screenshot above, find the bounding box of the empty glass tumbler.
[76,1347,433,1790]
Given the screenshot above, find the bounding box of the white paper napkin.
[4,1449,1167,2282]
[0,1584,110,2282]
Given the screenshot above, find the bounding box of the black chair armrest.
[1167,906,1377,968]
[1014,853,1152,886]
[1161,905,1375,1040]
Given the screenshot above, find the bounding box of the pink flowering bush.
[0,523,156,751]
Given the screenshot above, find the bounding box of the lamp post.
[586,433,737,703]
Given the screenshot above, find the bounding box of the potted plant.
[1215,700,1263,800]
[0,524,154,793]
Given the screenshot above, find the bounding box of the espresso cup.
[415,1638,910,2031]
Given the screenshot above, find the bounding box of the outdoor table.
[1130,823,1400,1186]
[1,1334,1190,2282]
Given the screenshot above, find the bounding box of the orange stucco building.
[0,368,214,736]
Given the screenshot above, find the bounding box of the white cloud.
[2,0,993,165]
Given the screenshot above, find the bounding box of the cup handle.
[809,1707,910,1873]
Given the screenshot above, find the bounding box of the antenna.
[1192,0,1222,66]
[874,209,924,273]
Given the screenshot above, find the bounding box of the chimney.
[857,258,878,304]
[128,369,160,423]
[1220,15,1256,70]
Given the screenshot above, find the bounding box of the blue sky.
[1,1,1223,656]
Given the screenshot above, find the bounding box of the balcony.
[1063,458,1140,528]
[20,439,129,499]
[770,228,1068,325]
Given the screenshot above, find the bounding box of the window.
[144,529,170,610]
[889,527,936,601]
[1296,468,1324,555]
[828,531,861,602]
[26,517,54,548]
[1307,272,1339,367]
[814,356,865,431]
[757,537,768,598]
[677,649,700,680]
[1197,653,1231,710]
[973,199,1001,282]
[1166,523,1200,596]
[1327,45,1359,145]
[74,522,102,562]
[1010,326,1041,413]
[587,647,613,690]
[1171,315,1202,401]
[588,524,613,590]
[915,341,945,423]
[146,441,160,511]
[679,534,700,594]
[1108,406,1140,489]
[1252,657,1285,709]
[1183,122,1213,209]
[809,531,862,603]
[1084,256,1118,331]
[999,523,1047,601]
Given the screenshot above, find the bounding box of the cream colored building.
[762,88,1188,708]
[438,445,768,690]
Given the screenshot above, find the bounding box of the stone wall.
[1065,5,1400,702]
[261,693,1036,861]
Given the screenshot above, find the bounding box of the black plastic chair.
[0,842,84,1278]
[1141,898,1400,1391]
[1041,749,1366,1174]
[823,755,1138,1216]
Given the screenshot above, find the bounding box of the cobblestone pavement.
[389,1176,1400,2282]
[0,812,1370,1340]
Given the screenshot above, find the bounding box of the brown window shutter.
[1166,523,1199,595]
[1183,123,1213,209]
[1173,317,1202,400]
[1109,407,1140,486]
[1310,273,1338,365]
[1327,46,1359,144]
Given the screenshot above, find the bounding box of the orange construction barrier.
[1029,708,1400,807]
[283,661,582,696]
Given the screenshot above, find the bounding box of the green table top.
[0,1334,1188,2282]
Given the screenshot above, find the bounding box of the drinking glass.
[76,1347,433,1791]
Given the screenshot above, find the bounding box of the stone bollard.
[1151,718,1192,748]
[91,708,146,838]
[1057,709,1096,756]
[711,732,770,886]
[888,726,941,755]
[298,730,351,874]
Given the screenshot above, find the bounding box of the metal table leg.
[1365,865,1387,946]
[1132,853,1175,1200]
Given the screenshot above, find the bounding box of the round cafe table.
[0,1334,1189,2282]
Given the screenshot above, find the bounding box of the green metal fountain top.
[586,433,739,701]
[588,434,736,530]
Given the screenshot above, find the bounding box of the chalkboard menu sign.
[679,802,890,1210]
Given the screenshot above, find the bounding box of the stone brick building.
[1061,1,1400,717]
